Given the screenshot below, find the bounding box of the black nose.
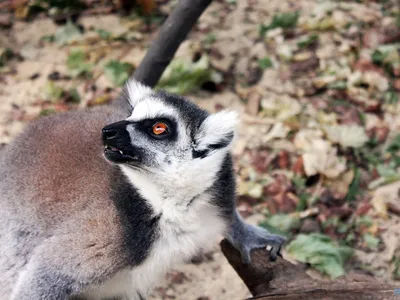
[102,120,131,141]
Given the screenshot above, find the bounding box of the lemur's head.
[102,80,238,183]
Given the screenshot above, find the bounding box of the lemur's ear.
[126,79,153,107]
[193,110,238,158]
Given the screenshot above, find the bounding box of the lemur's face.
[102,81,237,177]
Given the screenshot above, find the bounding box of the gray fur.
[0,81,285,300]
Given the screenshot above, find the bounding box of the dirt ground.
[1,0,400,299]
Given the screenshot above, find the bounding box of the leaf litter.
[1,0,400,293]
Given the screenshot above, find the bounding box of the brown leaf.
[135,0,155,14]
[381,26,400,44]
[264,174,297,213]
[362,29,382,48]
[299,219,321,234]
[367,126,389,143]
[0,13,12,28]
[277,150,290,169]
[319,188,346,207]
[353,59,386,77]
[374,126,389,143]
[292,156,305,175]
[245,91,262,116]
[355,201,372,216]
[393,79,400,91]
[329,205,353,220]
[290,55,319,76]
[166,271,187,285]
[337,106,362,126]
[250,149,272,174]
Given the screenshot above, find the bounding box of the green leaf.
[384,90,398,105]
[40,108,56,116]
[376,164,398,177]
[387,134,400,153]
[41,34,55,43]
[156,55,214,94]
[346,167,361,201]
[67,88,81,103]
[286,233,353,279]
[363,233,379,250]
[67,49,93,77]
[327,80,347,90]
[265,214,300,232]
[44,81,64,102]
[0,48,14,68]
[97,29,112,40]
[258,57,273,70]
[297,33,318,49]
[204,32,217,45]
[54,21,82,45]
[355,216,373,228]
[104,60,134,86]
[260,11,300,36]
[372,49,386,64]
[393,256,400,280]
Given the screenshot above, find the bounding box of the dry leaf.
[295,130,347,178]
[323,125,368,148]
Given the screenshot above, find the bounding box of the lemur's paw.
[236,225,286,264]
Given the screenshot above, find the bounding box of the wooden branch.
[220,239,396,300]
[133,0,212,88]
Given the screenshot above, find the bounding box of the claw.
[226,212,286,265]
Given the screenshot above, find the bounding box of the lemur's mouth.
[104,145,139,163]
[104,145,124,155]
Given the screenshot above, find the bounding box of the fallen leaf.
[294,130,347,178]
[325,169,355,197]
[263,122,289,143]
[67,49,93,77]
[157,55,215,94]
[291,55,319,76]
[44,81,64,102]
[323,125,368,148]
[371,195,388,218]
[292,156,305,175]
[260,96,302,121]
[245,91,261,116]
[104,60,134,87]
[260,213,300,235]
[54,21,82,45]
[260,11,300,36]
[286,233,353,279]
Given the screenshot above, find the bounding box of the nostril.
[102,128,118,140]
[102,121,130,140]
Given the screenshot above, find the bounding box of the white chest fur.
[122,165,227,296]
[81,166,227,300]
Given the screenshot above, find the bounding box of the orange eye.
[152,122,168,135]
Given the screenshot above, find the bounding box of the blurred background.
[0,0,399,299]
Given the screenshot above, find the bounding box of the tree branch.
[220,239,395,300]
[133,0,212,88]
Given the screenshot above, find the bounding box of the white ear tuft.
[126,79,153,107]
[194,110,239,154]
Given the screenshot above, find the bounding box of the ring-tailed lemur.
[0,80,285,300]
